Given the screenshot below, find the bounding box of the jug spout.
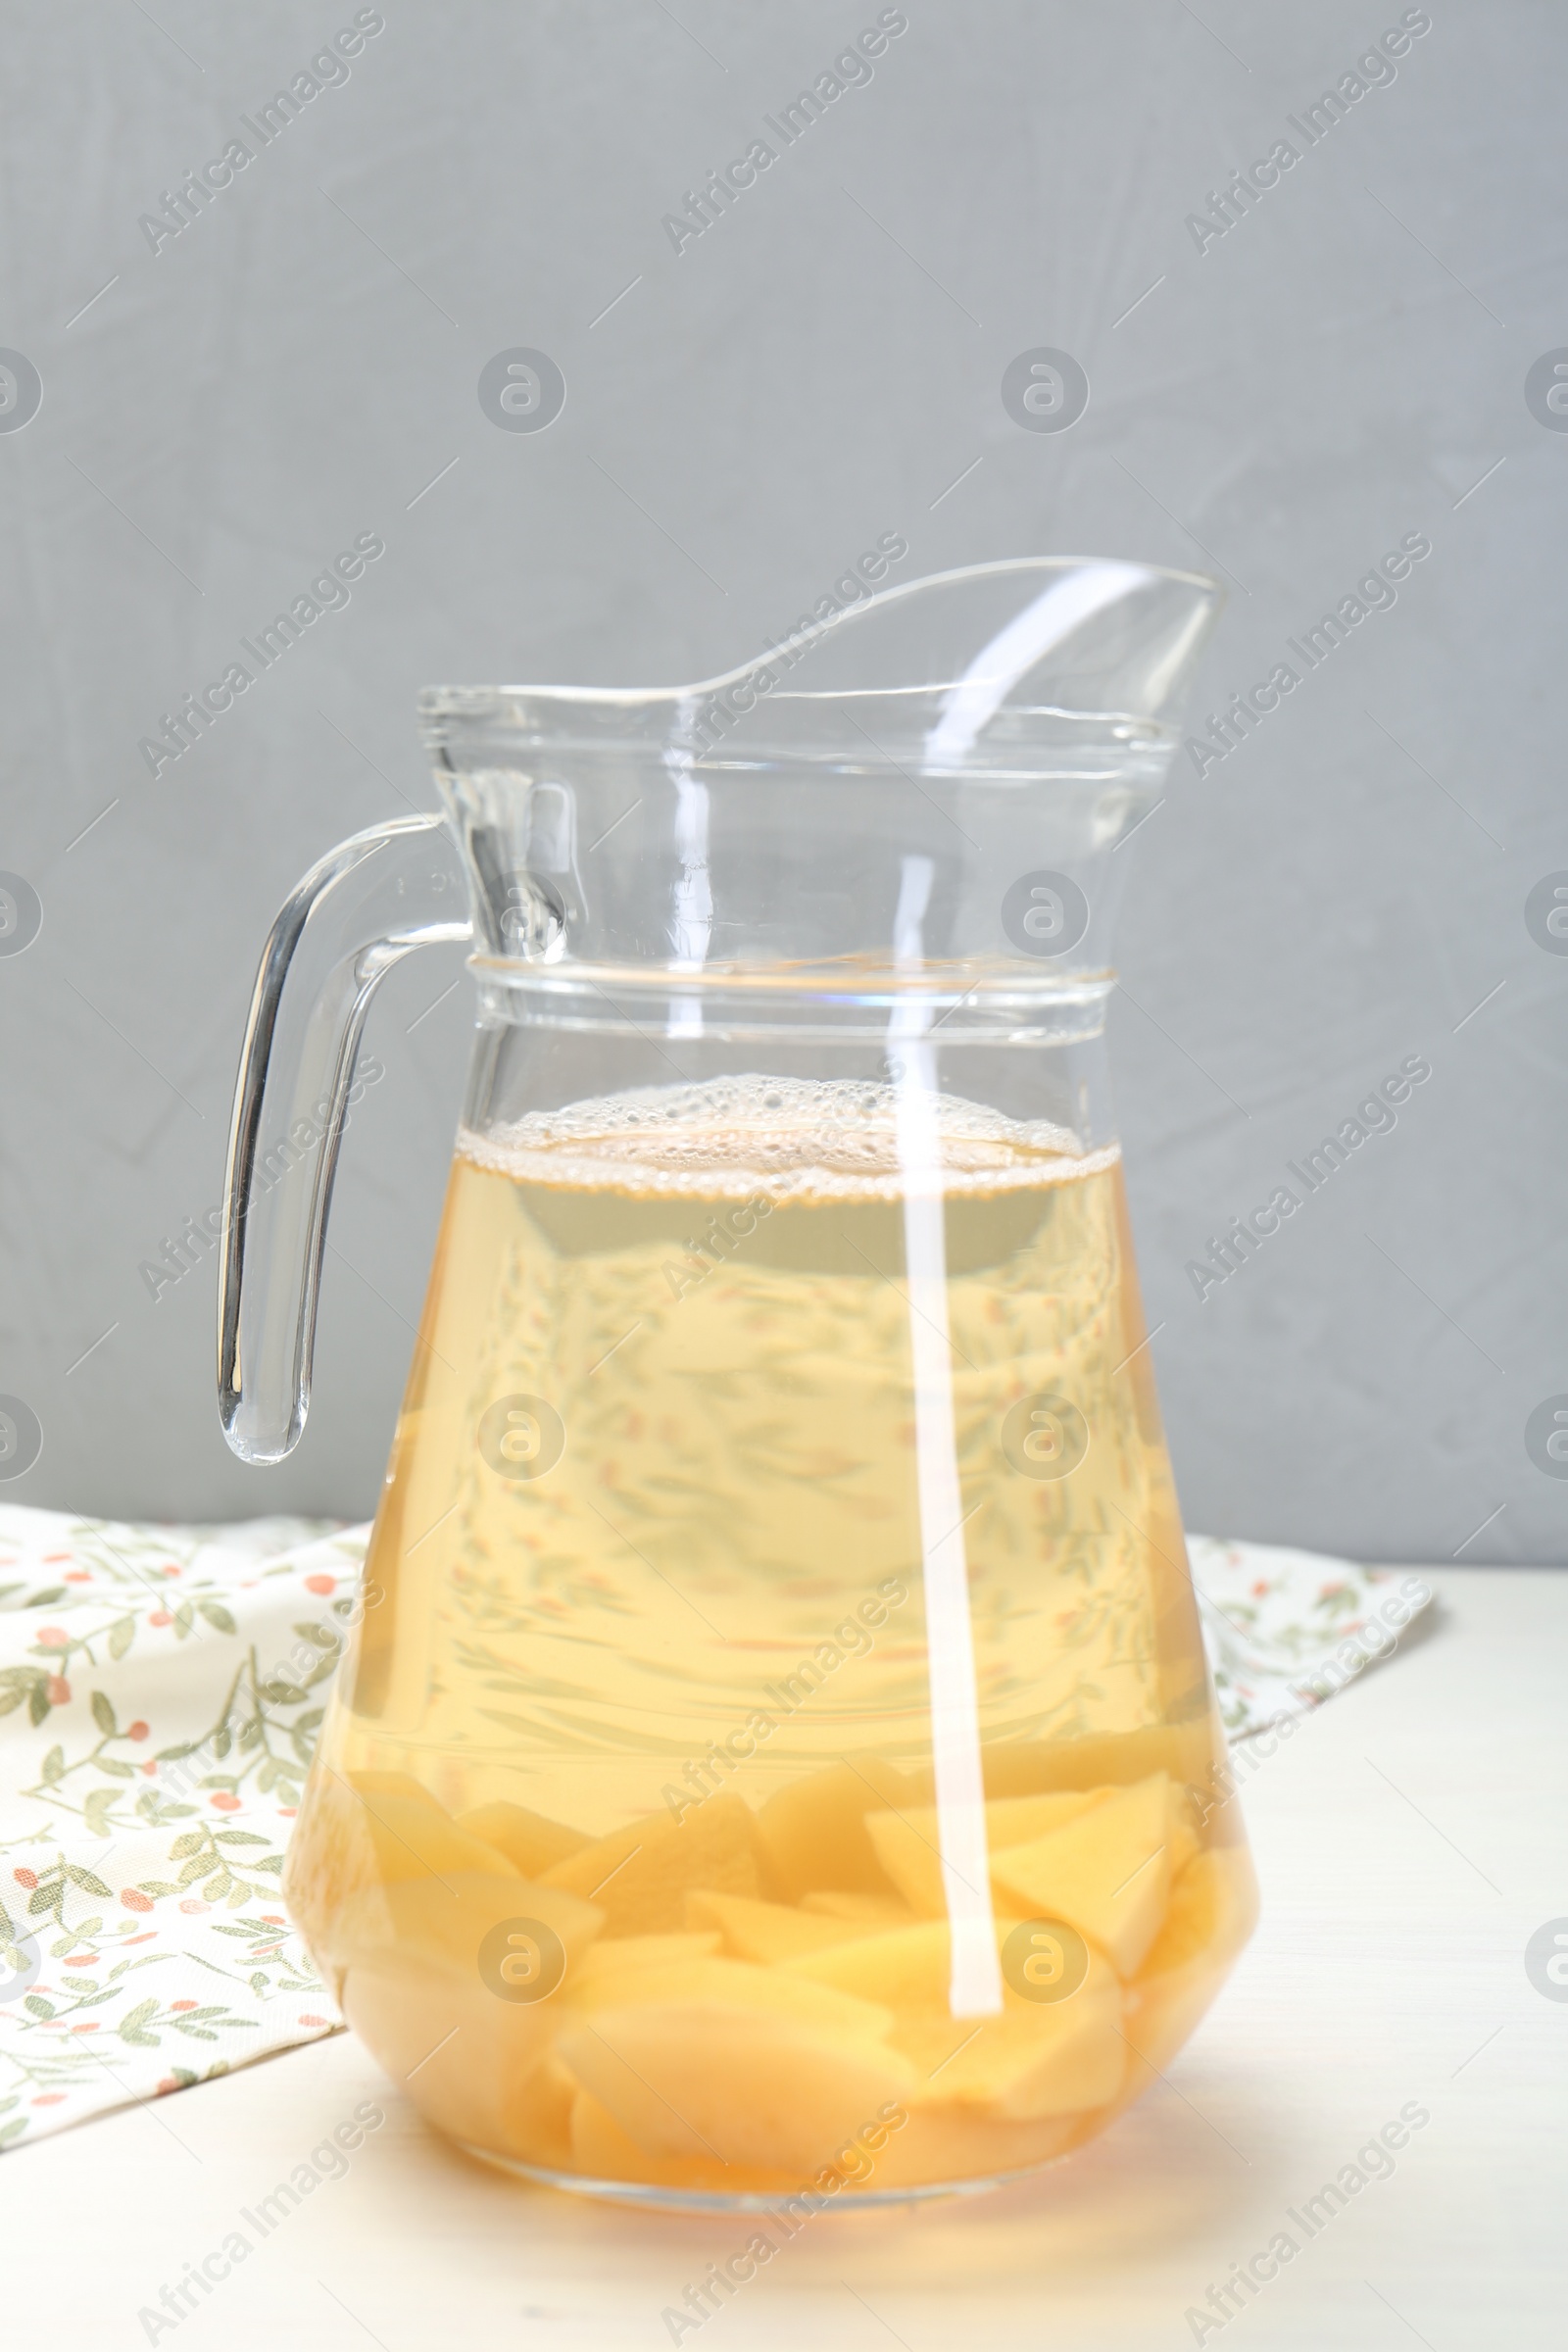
[916,558,1220,769]
[690,552,1224,747]
[420,557,1223,988]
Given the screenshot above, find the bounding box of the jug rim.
[416,554,1222,717]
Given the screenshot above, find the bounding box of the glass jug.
[219,557,1257,2207]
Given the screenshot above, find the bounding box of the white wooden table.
[10,1566,1564,2350]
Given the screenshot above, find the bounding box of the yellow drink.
[285,1080,1255,2198]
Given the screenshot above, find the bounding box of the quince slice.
[800,1891,913,1925]
[989,1775,1173,1977]
[455,1799,589,1878]
[556,2001,914,2174]
[781,1918,1023,2012]
[540,1793,760,1933]
[1139,1844,1257,1979]
[566,1951,893,2039]
[685,1889,879,1962]
[567,2088,795,2194]
[865,1791,1104,1918]
[894,1958,1125,2121]
[379,1867,602,1976]
[341,1952,550,2156]
[336,1881,600,2162]
[285,1770,512,1954]
[353,1788,520,1888]
[568,1932,720,2003]
[1122,1844,1259,2075]
[754,1761,916,1900]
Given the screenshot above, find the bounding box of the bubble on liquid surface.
[458,1074,1118,1202]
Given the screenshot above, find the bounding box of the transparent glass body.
[220,559,1256,2208]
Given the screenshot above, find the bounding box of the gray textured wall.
[0,0,1561,1562]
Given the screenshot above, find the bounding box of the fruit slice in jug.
[780,1917,1024,2010]
[790,1924,1127,2123]
[554,1949,908,2173]
[568,1931,721,2000]
[341,1960,574,2162]
[284,1769,516,1957]
[557,2004,914,2176]
[540,1793,762,1933]
[753,1761,917,1901]
[454,1799,590,1878]
[685,1888,887,1962]
[1122,1843,1259,2077]
[988,1774,1175,1977]
[864,1789,1105,1918]
[894,1991,1126,2122]
[566,2083,798,2195]
[800,1890,914,1926]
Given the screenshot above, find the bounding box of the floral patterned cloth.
[1185,1534,1434,1739]
[0,1505,1432,2150]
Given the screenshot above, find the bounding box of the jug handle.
[218,813,470,1464]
